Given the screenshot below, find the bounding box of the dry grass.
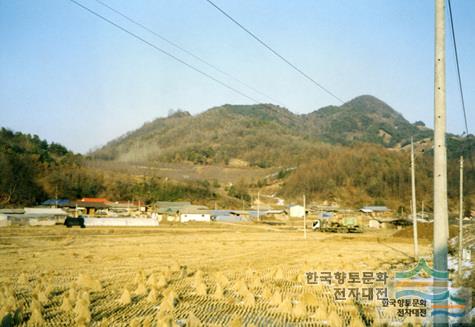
[0,225,430,326]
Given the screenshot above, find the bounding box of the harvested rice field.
[0,224,432,326]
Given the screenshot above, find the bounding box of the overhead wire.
[93,0,284,105]
[66,0,263,104]
[204,0,344,104]
[447,0,469,136]
[447,0,472,168]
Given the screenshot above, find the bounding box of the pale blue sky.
[1,0,474,153]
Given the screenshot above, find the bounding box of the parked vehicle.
[312,216,362,233]
[64,216,86,228]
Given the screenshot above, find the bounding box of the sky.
[1,0,474,153]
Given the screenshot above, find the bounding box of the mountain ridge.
[91,95,434,166]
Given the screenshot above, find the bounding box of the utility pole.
[421,201,424,220]
[458,156,463,279]
[411,137,419,260]
[257,191,260,221]
[303,194,307,240]
[434,0,448,325]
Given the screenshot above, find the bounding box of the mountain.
[0,128,84,205]
[305,95,432,147]
[0,128,218,207]
[91,95,432,167]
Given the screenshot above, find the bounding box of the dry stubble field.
[0,224,430,326]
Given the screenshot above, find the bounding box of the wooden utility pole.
[55,185,58,208]
[458,156,463,278]
[411,137,419,260]
[434,0,448,325]
[257,191,260,221]
[303,194,307,240]
[421,201,424,220]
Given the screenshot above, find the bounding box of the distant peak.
[345,95,387,105]
[167,110,191,118]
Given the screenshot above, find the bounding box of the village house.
[289,204,306,218]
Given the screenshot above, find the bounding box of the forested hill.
[0,128,218,207]
[91,95,434,166]
[0,128,99,205]
[304,95,432,146]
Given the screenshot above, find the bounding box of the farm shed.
[108,201,140,214]
[41,199,72,207]
[214,216,248,222]
[212,213,249,222]
[360,206,393,219]
[73,200,110,216]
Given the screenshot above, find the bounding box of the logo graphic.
[395,258,471,323]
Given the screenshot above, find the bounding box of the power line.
[447,0,469,136]
[66,0,261,104]
[93,0,283,105]
[204,0,344,104]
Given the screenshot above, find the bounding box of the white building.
[289,205,305,218]
[180,213,211,223]
[368,218,381,229]
[0,214,9,227]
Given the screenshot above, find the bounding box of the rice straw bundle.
[160,290,178,312]
[348,317,366,327]
[68,287,77,304]
[17,273,28,285]
[300,292,318,306]
[234,280,249,297]
[277,297,292,315]
[261,287,272,300]
[328,310,343,327]
[130,318,141,327]
[74,298,91,325]
[118,289,131,305]
[292,300,307,317]
[156,314,177,327]
[228,315,243,327]
[80,291,90,306]
[36,290,48,305]
[213,283,224,299]
[77,273,102,292]
[269,290,282,306]
[146,273,157,287]
[274,267,285,280]
[27,306,44,326]
[186,312,202,327]
[142,316,152,327]
[242,290,255,307]
[147,287,159,303]
[156,274,168,289]
[215,272,229,287]
[134,270,145,284]
[60,295,73,312]
[195,282,207,296]
[135,282,147,296]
